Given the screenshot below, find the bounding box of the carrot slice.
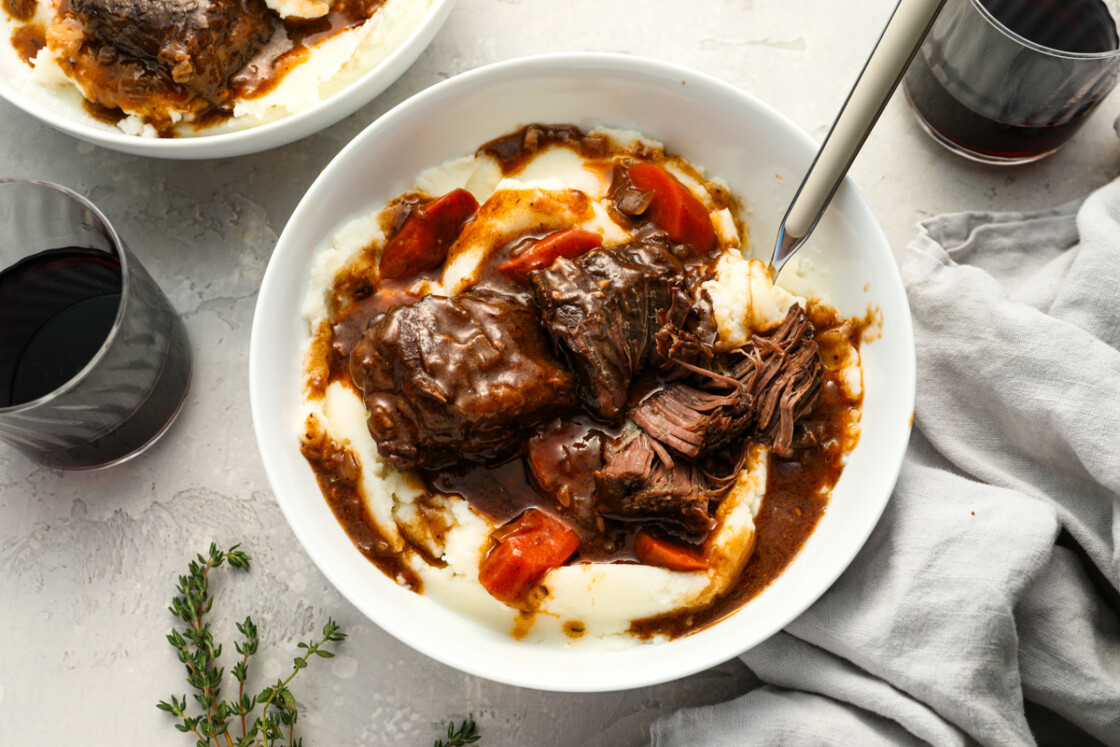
[479,508,580,604]
[379,188,479,280]
[633,529,709,572]
[498,228,603,280]
[625,162,716,253]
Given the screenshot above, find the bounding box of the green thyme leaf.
[435,718,481,747]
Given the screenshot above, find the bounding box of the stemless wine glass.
[0,179,191,469]
[903,0,1120,164]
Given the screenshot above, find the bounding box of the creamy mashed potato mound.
[300,128,864,649]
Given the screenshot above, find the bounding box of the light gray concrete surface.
[3,0,1119,745]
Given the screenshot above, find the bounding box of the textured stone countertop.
[2,0,1119,744]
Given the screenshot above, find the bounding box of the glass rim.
[0,178,132,415]
[968,0,1120,61]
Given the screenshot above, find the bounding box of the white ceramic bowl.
[0,0,455,159]
[250,53,916,692]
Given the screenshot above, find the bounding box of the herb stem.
[239,653,249,739]
[191,557,225,744]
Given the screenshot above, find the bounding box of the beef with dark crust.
[70,0,273,106]
[531,238,687,420]
[350,290,577,471]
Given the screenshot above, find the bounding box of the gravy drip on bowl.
[298,124,867,644]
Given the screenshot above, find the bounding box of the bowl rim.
[0,0,457,159]
[249,51,916,691]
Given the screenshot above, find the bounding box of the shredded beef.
[726,304,824,457]
[650,290,717,379]
[70,0,273,106]
[595,303,824,530]
[531,239,687,420]
[629,377,752,461]
[350,291,577,471]
[596,427,718,533]
[623,304,823,464]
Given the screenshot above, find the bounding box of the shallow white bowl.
[250,53,916,692]
[0,0,455,159]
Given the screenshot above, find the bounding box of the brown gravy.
[2,0,34,22]
[234,2,385,101]
[301,418,421,591]
[9,20,42,64]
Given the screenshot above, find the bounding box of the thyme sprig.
[435,719,481,747]
[157,543,346,747]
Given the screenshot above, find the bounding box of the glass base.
[905,89,1059,166]
[6,317,193,471]
[73,365,192,471]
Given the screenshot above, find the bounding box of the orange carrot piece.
[498,228,603,280]
[379,188,479,280]
[633,529,710,572]
[626,162,716,253]
[479,509,580,604]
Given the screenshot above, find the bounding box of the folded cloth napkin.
[651,178,1120,746]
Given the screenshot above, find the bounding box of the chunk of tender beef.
[531,239,686,420]
[629,378,751,461]
[596,425,658,501]
[70,0,273,105]
[350,291,577,471]
[595,304,824,530]
[650,290,717,379]
[633,303,824,462]
[595,427,719,533]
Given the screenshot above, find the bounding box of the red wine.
[904,56,1101,160]
[0,248,121,407]
[985,0,1118,54]
[0,247,191,468]
[905,0,1120,162]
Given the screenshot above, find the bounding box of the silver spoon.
[770,0,947,275]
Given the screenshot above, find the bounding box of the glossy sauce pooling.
[2,0,35,21]
[301,417,421,591]
[233,0,386,100]
[9,20,42,64]
[5,0,42,66]
[481,124,613,174]
[427,415,644,563]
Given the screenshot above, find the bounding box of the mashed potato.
[1,0,432,137]
[299,127,864,649]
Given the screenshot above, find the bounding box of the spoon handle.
[771,0,946,274]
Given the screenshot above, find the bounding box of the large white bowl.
[0,0,455,159]
[249,53,916,692]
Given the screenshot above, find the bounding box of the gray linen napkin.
[651,179,1120,746]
